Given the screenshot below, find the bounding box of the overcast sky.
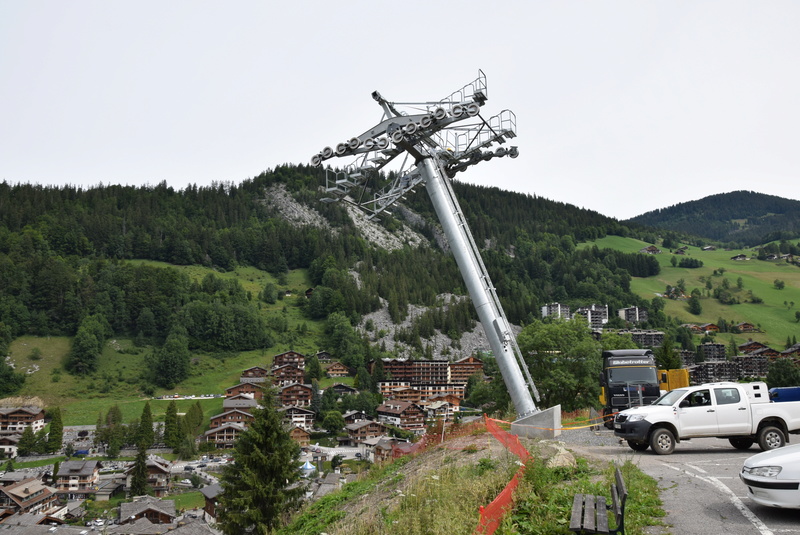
[2,1,799,220]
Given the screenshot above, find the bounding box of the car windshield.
[607,366,658,385]
[653,389,687,406]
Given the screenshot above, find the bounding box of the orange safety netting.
[473,416,531,535]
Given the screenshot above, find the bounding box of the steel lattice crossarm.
[314,70,518,220]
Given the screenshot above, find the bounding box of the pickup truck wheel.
[728,437,754,450]
[758,426,785,451]
[649,427,675,455]
[627,440,649,452]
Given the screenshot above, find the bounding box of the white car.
[740,443,800,508]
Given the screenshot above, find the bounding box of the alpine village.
[1,173,799,534]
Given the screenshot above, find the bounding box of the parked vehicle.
[614,382,800,455]
[740,443,800,508]
[183,465,195,471]
[598,350,689,428]
[769,386,800,403]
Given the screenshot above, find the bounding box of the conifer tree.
[129,445,149,496]
[47,407,64,453]
[218,393,304,534]
[164,401,180,449]
[17,426,36,457]
[137,402,154,449]
[305,355,322,382]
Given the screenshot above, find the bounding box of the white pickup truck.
[613,382,800,455]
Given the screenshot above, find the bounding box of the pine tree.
[47,407,64,453]
[130,445,150,496]
[137,402,154,449]
[218,394,304,534]
[164,401,180,449]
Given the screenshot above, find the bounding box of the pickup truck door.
[713,386,750,434]
[677,389,718,436]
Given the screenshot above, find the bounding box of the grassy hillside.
[581,237,800,348]
[4,261,333,425]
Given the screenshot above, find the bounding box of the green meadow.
[581,237,800,348]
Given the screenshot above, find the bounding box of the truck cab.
[599,349,661,428]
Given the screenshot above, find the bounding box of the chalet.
[449,356,483,384]
[287,425,311,447]
[0,512,65,526]
[201,482,223,521]
[746,346,781,359]
[278,406,316,431]
[329,383,358,397]
[124,455,171,497]
[735,322,758,333]
[699,323,720,333]
[271,364,305,386]
[272,350,305,369]
[0,478,58,515]
[315,351,332,363]
[346,420,388,443]
[342,410,369,425]
[280,383,314,407]
[209,409,255,429]
[681,323,704,334]
[119,495,176,524]
[222,394,259,412]
[204,423,246,449]
[55,460,102,500]
[701,245,716,251]
[372,437,405,464]
[765,254,779,261]
[638,245,662,254]
[428,394,462,408]
[739,340,769,354]
[376,401,425,434]
[225,382,263,400]
[325,362,350,378]
[240,365,270,384]
[780,343,800,358]
[0,434,20,459]
[0,407,45,434]
[420,399,457,421]
[731,254,748,261]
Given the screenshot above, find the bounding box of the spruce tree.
[218,393,304,534]
[130,445,149,496]
[47,407,64,453]
[138,402,154,449]
[164,401,180,449]
[17,426,36,456]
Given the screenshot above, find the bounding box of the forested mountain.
[0,165,664,390]
[628,191,800,246]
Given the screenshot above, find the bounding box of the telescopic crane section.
[312,71,539,419]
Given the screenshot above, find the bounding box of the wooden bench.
[569,466,628,535]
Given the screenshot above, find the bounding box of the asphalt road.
[577,433,799,535]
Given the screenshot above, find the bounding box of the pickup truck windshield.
[607,366,658,385]
[653,389,688,406]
